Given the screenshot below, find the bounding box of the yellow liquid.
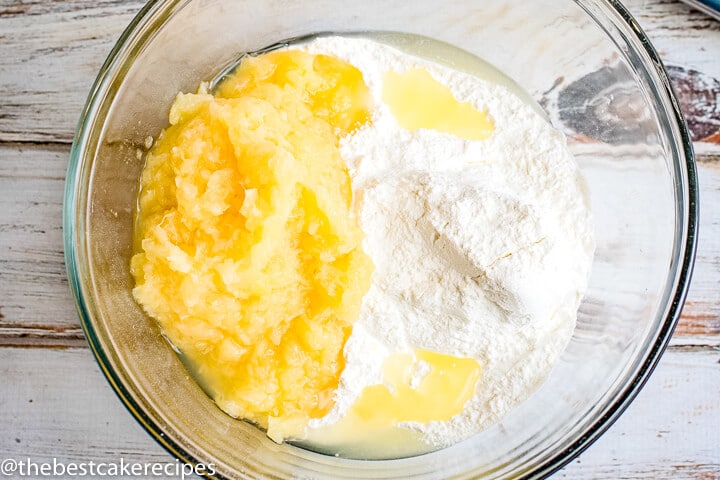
[383,68,494,140]
[364,31,545,118]
[353,350,481,426]
[299,350,481,459]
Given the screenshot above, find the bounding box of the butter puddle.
[383,68,494,140]
[298,350,480,459]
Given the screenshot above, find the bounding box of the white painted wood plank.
[0,2,718,478]
[0,0,144,143]
[0,347,180,478]
[0,143,82,345]
[1,0,719,146]
[0,347,717,478]
[626,0,720,152]
[8,142,715,344]
[627,0,720,79]
[558,347,720,479]
[672,158,720,345]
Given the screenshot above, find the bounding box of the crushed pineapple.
[130,50,374,442]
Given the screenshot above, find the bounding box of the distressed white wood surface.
[0,0,143,143]
[0,347,717,479]
[0,0,718,479]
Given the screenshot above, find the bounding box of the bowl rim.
[535,1,699,477]
[63,0,699,478]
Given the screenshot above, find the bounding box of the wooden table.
[0,1,718,478]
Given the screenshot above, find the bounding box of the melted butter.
[382,68,495,140]
[298,349,481,459]
[354,349,481,425]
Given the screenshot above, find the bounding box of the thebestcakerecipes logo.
[0,457,215,478]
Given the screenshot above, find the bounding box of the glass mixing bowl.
[64,0,698,478]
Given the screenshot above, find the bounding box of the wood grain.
[0,346,717,478]
[629,0,720,80]
[0,0,144,143]
[0,0,718,347]
[0,347,173,466]
[1,0,719,151]
[675,158,720,343]
[0,143,82,347]
[629,0,720,153]
[0,1,718,479]
[559,348,720,479]
[1,147,719,347]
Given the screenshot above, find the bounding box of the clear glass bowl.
[64,0,698,478]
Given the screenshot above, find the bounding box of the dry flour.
[301,37,594,447]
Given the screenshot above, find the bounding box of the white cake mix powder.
[299,37,595,447]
